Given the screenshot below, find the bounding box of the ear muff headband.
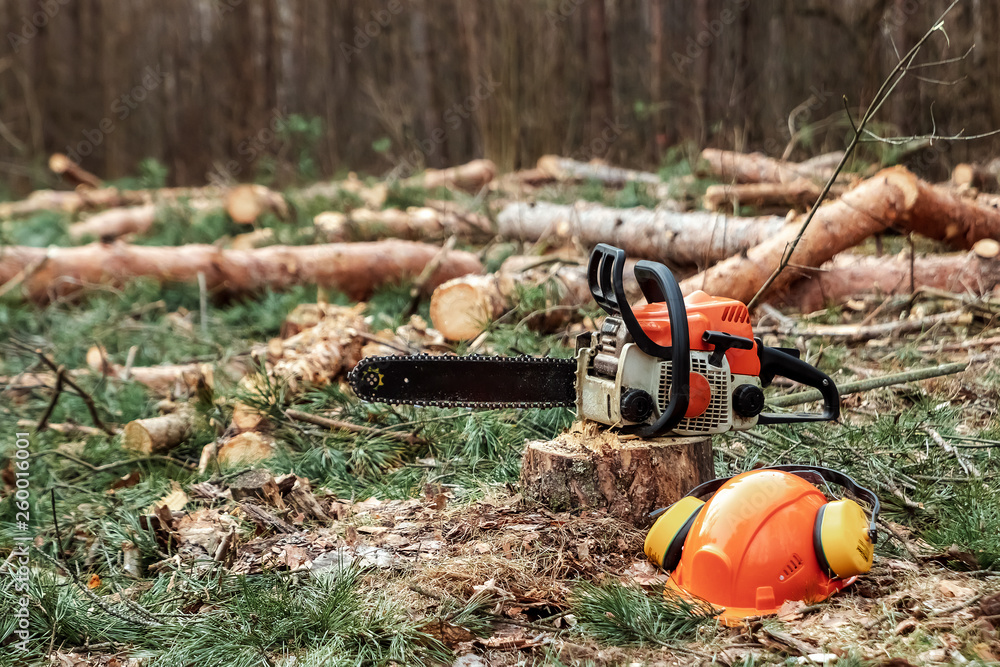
[677,464,880,543]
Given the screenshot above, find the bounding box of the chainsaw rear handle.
[756,345,840,424]
[587,244,690,437]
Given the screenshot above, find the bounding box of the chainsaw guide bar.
[348,354,578,410]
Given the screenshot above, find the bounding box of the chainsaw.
[348,244,839,437]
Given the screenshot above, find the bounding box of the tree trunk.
[0,240,483,303]
[534,155,660,186]
[314,205,492,243]
[0,186,221,220]
[704,179,843,213]
[68,205,158,242]
[700,148,849,184]
[520,422,713,525]
[775,251,1000,312]
[681,166,1000,303]
[497,201,788,266]
[408,159,497,193]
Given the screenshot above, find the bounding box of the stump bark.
[520,422,713,525]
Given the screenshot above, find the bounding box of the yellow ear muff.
[644,496,705,571]
[813,499,874,579]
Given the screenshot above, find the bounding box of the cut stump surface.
[520,422,713,525]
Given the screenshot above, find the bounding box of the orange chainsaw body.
[634,290,761,376]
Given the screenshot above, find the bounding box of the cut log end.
[519,422,713,525]
[429,275,502,341]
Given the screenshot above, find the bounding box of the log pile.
[7,147,1000,523]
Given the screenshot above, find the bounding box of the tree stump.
[519,422,713,525]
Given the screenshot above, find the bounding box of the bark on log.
[497,201,788,266]
[0,186,221,220]
[408,159,497,193]
[0,240,483,303]
[49,153,102,189]
[704,179,844,212]
[681,166,1000,304]
[68,205,158,242]
[314,206,492,243]
[429,255,598,340]
[700,148,850,184]
[535,155,661,186]
[775,251,1000,312]
[122,404,195,454]
[519,422,713,525]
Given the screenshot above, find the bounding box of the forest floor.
[1,160,999,666]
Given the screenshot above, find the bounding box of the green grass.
[570,580,717,647]
[0,564,450,667]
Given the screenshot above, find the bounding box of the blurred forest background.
[1,0,998,194]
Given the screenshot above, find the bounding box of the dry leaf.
[87,573,101,589]
[777,599,809,622]
[109,470,141,491]
[939,580,975,599]
[146,481,188,515]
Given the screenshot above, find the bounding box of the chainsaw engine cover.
[577,343,761,436]
[661,470,856,624]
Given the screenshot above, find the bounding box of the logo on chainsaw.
[359,367,384,392]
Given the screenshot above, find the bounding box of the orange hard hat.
[644,466,879,625]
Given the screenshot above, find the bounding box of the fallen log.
[519,422,713,525]
[68,205,158,242]
[703,179,843,213]
[407,158,497,193]
[0,240,483,303]
[122,403,196,454]
[0,185,221,220]
[534,155,661,186]
[700,148,849,184]
[755,310,973,344]
[314,206,492,243]
[775,251,1000,313]
[429,255,597,340]
[497,201,788,266]
[681,166,1000,304]
[49,153,102,189]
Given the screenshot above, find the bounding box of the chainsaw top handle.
[587,244,690,437]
